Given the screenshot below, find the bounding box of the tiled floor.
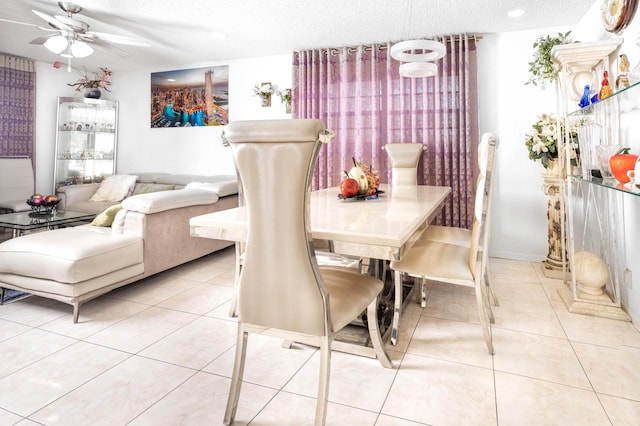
[1,246,640,425]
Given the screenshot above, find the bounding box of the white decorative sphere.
[574,251,608,296]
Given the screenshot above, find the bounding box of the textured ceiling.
[0,0,595,71]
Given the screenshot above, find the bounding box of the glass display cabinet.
[53,97,118,191]
[552,39,634,321]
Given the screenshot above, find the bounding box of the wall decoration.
[253,82,274,107]
[150,65,229,127]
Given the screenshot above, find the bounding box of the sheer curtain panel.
[0,54,36,163]
[293,35,479,228]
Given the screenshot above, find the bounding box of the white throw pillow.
[90,175,138,202]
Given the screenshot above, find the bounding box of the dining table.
[190,183,451,354]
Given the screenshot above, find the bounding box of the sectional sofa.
[0,178,239,322]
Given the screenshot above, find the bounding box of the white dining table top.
[190,183,451,261]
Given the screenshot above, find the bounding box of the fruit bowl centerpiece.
[26,194,60,216]
[338,157,381,200]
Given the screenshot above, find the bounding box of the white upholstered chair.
[223,119,393,426]
[0,157,35,213]
[389,134,498,355]
[417,133,500,308]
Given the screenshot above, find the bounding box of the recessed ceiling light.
[508,9,525,18]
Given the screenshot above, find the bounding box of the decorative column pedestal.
[541,160,568,279]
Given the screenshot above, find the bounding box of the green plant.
[525,31,572,88]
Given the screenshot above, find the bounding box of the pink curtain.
[0,54,36,165]
[293,35,479,228]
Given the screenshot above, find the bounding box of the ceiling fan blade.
[32,9,74,32]
[87,31,150,47]
[0,17,40,27]
[90,39,132,58]
[29,35,56,45]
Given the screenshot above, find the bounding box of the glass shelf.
[570,175,640,196]
[569,80,640,117]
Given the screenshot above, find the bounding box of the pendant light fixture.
[391,0,446,78]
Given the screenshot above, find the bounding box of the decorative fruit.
[29,193,44,204]
[340,171,359,197]
[348,166,369,194]
[44,195,58,203]
[609,147,638,183]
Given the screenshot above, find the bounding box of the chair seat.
[320,267,383,332]
[390,240,474,284]
[420,225,471,247]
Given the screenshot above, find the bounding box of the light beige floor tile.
[573,342,640,400]
[284,349,398,413]
[492,328,591,389]
[0,296,68,326]
[0,341,130,416]
[205,300,237,319]
[85,306,197,353]
[139,316,236,369]
[381,353,496,426]
[0,328,76,379]
[491,277,549,305]
[0,318,30,341]
[555,308,640,348]
[495,371,608,425]
[490,258,540,283]
[204,333,317,389]
[38,297,149,339]
[129,371,276,426]
[251,390,380,426]
[422,289,482,324]
[168,251,236,282]
[206,268,237,287]
[376,415,427,425]
[0,408,22,425]
[598,393,640,426]
[406,316,494,369]
[30,356,194,425]
[493,297,566,338]
[542,281,567,310]
[107,275,201,306]
[157,282,234,315]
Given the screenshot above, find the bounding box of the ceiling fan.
[0,1,150,61]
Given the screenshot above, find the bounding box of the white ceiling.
[0,0,595,72]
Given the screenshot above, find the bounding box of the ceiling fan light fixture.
[70,39,93,58]
[44,35,68,54]
[399,61,438,78]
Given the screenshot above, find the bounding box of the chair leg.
[390,270,403,345]
[224,325,249,425]
[229,243,243,318]
[485,268,500,307]
[366,297,393,369]
[474,280,494,355]
[420,278,427,308]
[316,337,331,426]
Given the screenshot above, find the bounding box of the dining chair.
[417,133,500,309]
[382,143,425,343]
[389,134,498,355]
[383,143,426,187]
[223,119,393,426]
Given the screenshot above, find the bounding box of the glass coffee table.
[0,210,96,238]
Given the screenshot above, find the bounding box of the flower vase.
[84,88,102,99]
[285,101,291,114]
[261,94,271,107]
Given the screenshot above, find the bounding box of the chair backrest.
[225,119,330,336]
[383,143,425,187]
[469,133,499,277]
[0,157,34,204]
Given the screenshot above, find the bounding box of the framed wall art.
[150,65,229,128]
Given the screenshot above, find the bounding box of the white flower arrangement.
[253,83,274,98]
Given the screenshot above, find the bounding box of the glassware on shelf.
[577,123,603,178]
[595,144,620,179]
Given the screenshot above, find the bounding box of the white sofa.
[0,186,238,322]
[56,172,238,215]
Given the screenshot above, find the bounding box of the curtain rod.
[295,34,482,56]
